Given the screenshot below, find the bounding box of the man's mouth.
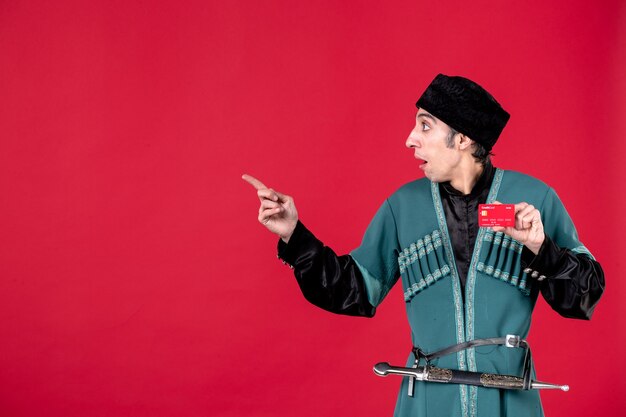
[415,156,428,169]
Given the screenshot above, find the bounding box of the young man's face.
[405,109,463,183]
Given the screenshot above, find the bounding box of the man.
[242,74,604,417]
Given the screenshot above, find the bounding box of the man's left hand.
[491,201,544,255]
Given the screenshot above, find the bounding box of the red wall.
[1,1,624,416]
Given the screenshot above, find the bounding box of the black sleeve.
[521,236,605,320]
[277,220,376,318]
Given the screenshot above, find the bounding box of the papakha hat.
[416,74,510,151]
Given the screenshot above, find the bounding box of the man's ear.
[457,134,475,151]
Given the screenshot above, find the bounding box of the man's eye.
[422,123,430,131]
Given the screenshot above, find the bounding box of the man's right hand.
[242,174,298,243]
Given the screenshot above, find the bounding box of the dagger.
[373,362,569,391]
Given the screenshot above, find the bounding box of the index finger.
[242,174,268,191]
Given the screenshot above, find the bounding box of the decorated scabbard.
[373,362,569,391]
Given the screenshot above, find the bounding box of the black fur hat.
[416,74,510,151]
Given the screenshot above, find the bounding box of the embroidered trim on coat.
[483,230,524,253]
[403,264,451,301]
[431,181,469,417]
[476,262,531,296]
[465,168,504,417]
[398,230,443,273]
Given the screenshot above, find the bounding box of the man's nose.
[405,129,421,148]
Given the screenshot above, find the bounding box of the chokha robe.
[350,169,595,417]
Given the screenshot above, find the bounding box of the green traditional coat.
[350,169,594,417]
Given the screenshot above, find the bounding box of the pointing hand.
[242,174,298,242]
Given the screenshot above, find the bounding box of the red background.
[1,1,625,416]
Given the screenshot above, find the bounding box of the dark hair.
[445,127,492,166]
[471,142,492,166]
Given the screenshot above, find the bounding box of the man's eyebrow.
[417,112,438,124]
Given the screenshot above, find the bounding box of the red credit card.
[478,204,515,227]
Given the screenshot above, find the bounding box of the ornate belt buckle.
[505,334,521,348]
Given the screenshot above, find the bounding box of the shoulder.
[386,177,432,205]
[390,177,431,196]
[499,169,551,192]
[374,177,436,222]
[497,169,561,209]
